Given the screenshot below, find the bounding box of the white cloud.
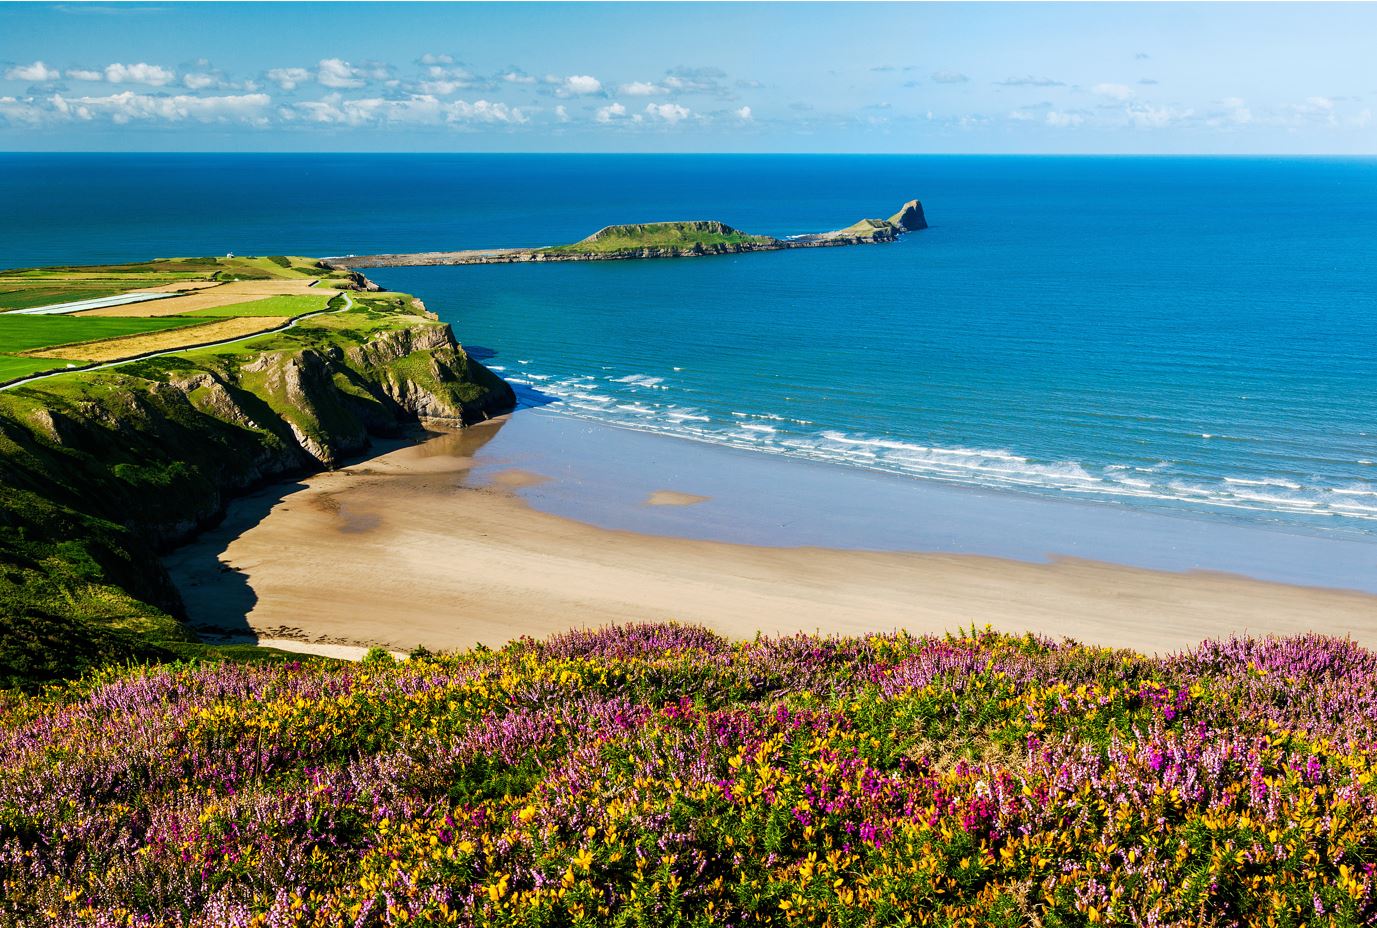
[1306,95,1335,111]
[561,74,602,95]
[266,67,310,91]
[183,72,220,91]
[51,90,272,125]
[1125,103,1191,129]
[663,66,728,96]
[0,95,45,124]
[998,75,1065,88]
[1093,82,1133,101]
[554,104,569,122]
[645,102,691,124]
[5,61,61,82]
[621,81,664,96]
[417,80,473,97]
[1218,97,1252,125]
[735,105,752,120]
[930,70,969,84]
[595,102,627,123]
[1008,109,1038,122]
[419,53,454,66]
[503,70,536,85]
[104,62,176,86]
[293,93,524,127]
[1045,110,1084,128]
[65,68,104,82]
[317,58,365,89]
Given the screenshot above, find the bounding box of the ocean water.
[3,154,1376,539]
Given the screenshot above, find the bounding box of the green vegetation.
[0,259,513,691]
[0,284,140,311]
[540,220,776,255]
[0,314,211,354]
[5,625,1377,925]
[181,294,331,317]
[0,255,357,314]
[836,217,901,236]
[0,354,83,381]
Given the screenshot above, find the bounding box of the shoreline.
[164,411,1377,657]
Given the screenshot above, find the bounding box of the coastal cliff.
[0,285,514,688]
[325,198,928,269]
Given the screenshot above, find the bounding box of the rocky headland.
[0,271,514,687]
[324,199,927,269]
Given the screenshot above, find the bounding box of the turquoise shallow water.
[3,154,1376,539]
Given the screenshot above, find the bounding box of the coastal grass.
[540,220,775,255]
[0,314,210,354]
[34,316,286,362]
[179,294,330,317]
[0,284,142,311]
[0,262,512,694]
[0,354,83,382]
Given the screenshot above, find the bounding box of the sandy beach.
[165,416,1377,657]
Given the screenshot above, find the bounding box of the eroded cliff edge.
[0,287,514,687]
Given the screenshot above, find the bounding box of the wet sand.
[164,416,1377,656]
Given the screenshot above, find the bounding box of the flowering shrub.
[2,623,1375,927]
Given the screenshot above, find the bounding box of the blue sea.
[4,153,1376,540]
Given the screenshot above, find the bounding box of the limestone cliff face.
[0,315,515,551]
[888,199,928,232]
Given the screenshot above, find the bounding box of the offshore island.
[325,198,928,268]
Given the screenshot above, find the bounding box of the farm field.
[0,314,209,353]
[82,278,327,316]
[33,316,287,362]
[177,293,330,317]
[0,256,357,385]
[0,353,85,381]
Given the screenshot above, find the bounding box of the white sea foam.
[612,374,666,389]
[507,361,1377,531]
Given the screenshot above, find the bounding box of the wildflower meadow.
[2,623,1375,927]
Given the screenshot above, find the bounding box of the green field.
[182,294,330,317]
[0,354,85,382]
[0,315,209,354]
[0,285,145,312]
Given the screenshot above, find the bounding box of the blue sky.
[2,2,1374,153]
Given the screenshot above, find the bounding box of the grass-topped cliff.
[539,220,776,256]
[328,199,928,268]
[3,622,1375,926]
[0,261,513,690]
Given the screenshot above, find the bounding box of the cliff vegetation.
[3,623,1374,926]
[0,267,514,690]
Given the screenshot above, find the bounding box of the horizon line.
[3,150,1376,158]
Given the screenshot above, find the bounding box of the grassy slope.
[0,355,84,381]
[180,294,331,317]
[0,269,513,691]
[540,221,775,255]
[0,314,211,353]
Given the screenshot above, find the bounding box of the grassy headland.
[2,622,1374,925]
[0,258,514,690]
[326,199,928,268]
[539,220,776,256]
